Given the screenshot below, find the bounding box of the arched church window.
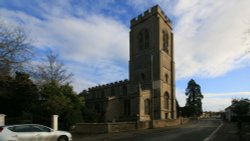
[165,73,169,83]
[139,31,144,50]
[144,29,149,48]
[138,29,150,50]
[122,85,127,96]
[101,90,105,97]
[95,103,100,113]
[144,99,150,115]
[111,88,115,96]
[164,92,169,109]
[124,100,130,116]
[141,73,146,82]
[163,30,169,53]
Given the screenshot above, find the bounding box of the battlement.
[130,5,172,27]
[88,79,129,91]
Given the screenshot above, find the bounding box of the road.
[73,119,221,141]
[114,119,221,141]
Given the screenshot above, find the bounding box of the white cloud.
[126,0,250,79]
[1,0,250,93]
[205,92,250,98]
[174,0,250,79]
[0,6,129,93]
[202,97,231,112]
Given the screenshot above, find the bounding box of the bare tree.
[0,22,33,78]
[35,51,73,85]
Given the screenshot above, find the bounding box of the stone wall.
[153,117,191,128]
[137,121,150,129]
[72,122,136,134]
[153,119,180,128]
[72,117,193,134]
[73,123,109,134]
[109,122,136,132]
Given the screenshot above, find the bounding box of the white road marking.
[204,122,223,141]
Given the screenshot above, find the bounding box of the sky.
[0,0,250,111]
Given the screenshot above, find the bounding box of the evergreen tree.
[185,79,203,117]
[0,72,38,123]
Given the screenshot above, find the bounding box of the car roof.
[3,124,49,128]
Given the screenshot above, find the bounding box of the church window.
[163,30,169,53]
[101,90,105,97]
[111,88,115,96]
[144,29,149,48]
[138,29,150,50]
[122,86,127,96]
[141,73,146,82]
[144,99,150,115]
[139,32,144,50]
[95,103,100,113]
[165,113,168,119]
[165,73,169,83]
[124,100,131,116]
[164,92,169,109]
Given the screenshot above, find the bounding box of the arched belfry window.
[163,30,169,52]
[138,29,150,50]
[164,92,170,109]
[139,32,144,50]
[144,29,149,48]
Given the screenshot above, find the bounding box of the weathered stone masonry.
[84,5,177,123]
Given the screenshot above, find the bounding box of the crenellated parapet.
[130,5,172,28]
[88,79,129,91]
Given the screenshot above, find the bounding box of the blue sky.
[1,0,250,111]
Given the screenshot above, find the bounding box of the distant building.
[225,99,250,121]
[83,5,177,122]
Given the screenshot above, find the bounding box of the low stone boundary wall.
[109,122,136,132]
[73,123,108,134]
[137,121,150,129]
[72,117,194,134]
[153,117,191,128]
[153,119,180,128]
[73,122,136,134]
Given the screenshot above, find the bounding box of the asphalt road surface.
[114,119,221,141]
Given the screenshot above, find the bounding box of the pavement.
[210,121,250,141]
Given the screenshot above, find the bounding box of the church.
[83,5,177,122]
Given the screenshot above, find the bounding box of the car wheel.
[57,135,68,141]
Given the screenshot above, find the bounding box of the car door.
[11,125,36,141]
[31,125,55,141]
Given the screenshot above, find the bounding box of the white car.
[0,124,72,141]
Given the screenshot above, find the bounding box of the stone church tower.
[129,5,176,120]
[84,5,176,122]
